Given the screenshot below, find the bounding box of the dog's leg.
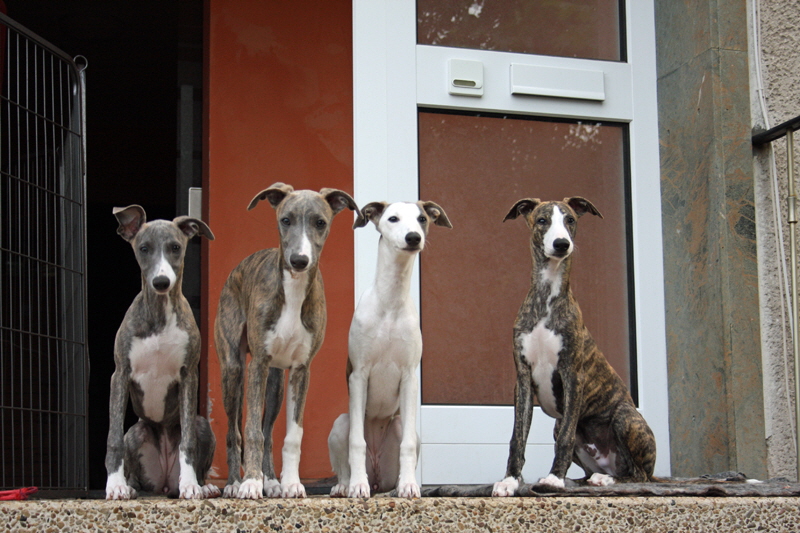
[261,366,285,497]
[540,369,582,489]
[237,353,271,499]
[346,370,371,498]
[193,415,221,498]
[106,367,136,500]
[493,357,534,497]
[216,315,246,497]
[279,365,309,498]
[396,371,420,499]
[177,360,206,499]
[328,413,351,496]
[605,402,656,484]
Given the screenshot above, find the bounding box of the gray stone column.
[655,0,768,478]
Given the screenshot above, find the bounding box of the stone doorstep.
[2,496,799,532]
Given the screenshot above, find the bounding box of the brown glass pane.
[419,111,630,405]
[417,0,622,61]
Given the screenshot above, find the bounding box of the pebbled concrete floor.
[2,495,799,532]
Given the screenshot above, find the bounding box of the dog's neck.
[139,282,182,327]
[530,251,572,313]
[373,235,417,302]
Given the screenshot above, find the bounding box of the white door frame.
[353,0,670,484]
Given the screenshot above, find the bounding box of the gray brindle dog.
[106,205,218,500]
[215,183,359,499]
[493,197,656,497]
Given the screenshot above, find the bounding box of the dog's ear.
[420,201,453,229]
[248,182,294,211]
[565,197,603,219]
[503,198,540,222]
[353,201,387,229]
[113,205,146,241]
[320,188,360,218]
[174,217,216,241]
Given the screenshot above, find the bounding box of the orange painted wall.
[202,0,353,482]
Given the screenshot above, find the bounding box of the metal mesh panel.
[0,12,88,494]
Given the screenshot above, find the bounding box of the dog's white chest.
[266,272,313,369]
[129,312,188,422]
[519,321,563,418]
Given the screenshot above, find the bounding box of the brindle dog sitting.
[493,197,656,497]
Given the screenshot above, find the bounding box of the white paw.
[587,473,615,487]
[106,482,137,500]
[222,481,240,498]
[263,478,282,498]
[180,482,206,499]
[201,483,222,498]
[537,474,565,489]
[330,483,348,497]
[281,482,307,498]
[492,476,520,497]
[397,481,420,499]
[347,481,371,498]
[237,478,264,499]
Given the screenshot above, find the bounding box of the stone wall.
[751,0,800,478]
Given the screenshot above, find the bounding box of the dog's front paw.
[492,476,520,497]
[281,482,307,498]
[263,478,282,498]
[201,483,222,498]
[537,474,565,489]
[587,473,615,487]
[222,481,240,498]
[180,482,206,499]
[347,481,371,498]
[330,483,348,497]
[106,472,137,500]
[106,483,137,500]
[396,481,420,499]
[237,478,264,499]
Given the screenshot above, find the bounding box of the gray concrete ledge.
[2,495,799,532]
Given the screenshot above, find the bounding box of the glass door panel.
[417,0,623,61]
[419,110,631,406]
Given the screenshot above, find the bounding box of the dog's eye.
[417,216,427,223]
[536,218,547,225]
[139,245,149,254]
[388,216,399,223]
[316,219,327,229]
[566,216,576,224]
[281,217,291,226]
[172,244,181,253]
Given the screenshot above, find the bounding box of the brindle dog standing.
[215,183,359,499]
[493,197,656,497]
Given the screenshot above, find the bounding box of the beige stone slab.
[2,496,799,532]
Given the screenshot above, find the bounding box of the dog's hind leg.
[328,413,351,497]
[609,402,656,483]
[193,415,221,498]
[215,296,247,497]
[261,366,285,497]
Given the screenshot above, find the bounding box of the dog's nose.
[552,238,571,254]
[152,276,171,292]
[405,232,421,247]
[290,253,309,270]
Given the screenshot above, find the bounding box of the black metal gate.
[0,11,88,496]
